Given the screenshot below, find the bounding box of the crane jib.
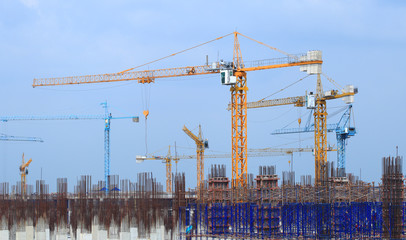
[32,59,322,87]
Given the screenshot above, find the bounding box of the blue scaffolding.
[179,201,404,239]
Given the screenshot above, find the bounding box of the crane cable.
[297,108,302,155]
[351,107,356,130]
[118,32,234,74]
[257,74,310,102]
[321,72,343,92]
[141,84,151,155]
[236,32,299,60]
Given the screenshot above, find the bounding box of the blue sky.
[0,0,405,191]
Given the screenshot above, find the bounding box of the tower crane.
[182,125,208,194]
[238,84,357,184]
[0,135,41,196]
[20,153,32,197]
[136,146,178,194]
[0,102,139,193]
[272,104,355,177]
[0,134,43,142]
[136,146,335,194]
[33,32,322,194]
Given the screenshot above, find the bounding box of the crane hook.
[143,110,149,119]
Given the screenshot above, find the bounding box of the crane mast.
[314,73,328,185]
[165,146,173,194]
[102,102,111,192]
[231,33,248,193]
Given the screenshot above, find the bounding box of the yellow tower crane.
[20,153,32,196]
[33,32,322,195]
[240,84,357,185]
[136,146,178,194]
[182,124,208,196]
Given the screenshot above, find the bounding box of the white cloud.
[19,0,39,8]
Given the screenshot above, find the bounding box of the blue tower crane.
[272,104,356,177]
[0,102,139,194]
[0,133,43,142]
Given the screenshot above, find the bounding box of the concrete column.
[107,220,119,240]
[56,232,68,240]
[91,217,98,240]
[0,230,10,240]
[35,231,46,240]
[8,217,16,240]
[16,231,26,240]
[56,227,68,240]
[75,228,80,240]
[0,215,10,240]
[25,225,34,240]
[149,230,156,240]
[55,219,68,240]
[78,223,92,240]
[69,226,76,240]
[16,220,26,240]
[119,216,129,240]
[160,225,165,240]
[79,232,92,240]
[35,218,46,240]
[129,228,137,240]
[45,228,50,240]
[98,229,108,240]
[49,230,56,240]
[119,232,129,240]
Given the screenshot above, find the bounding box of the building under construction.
[0,156,403,239]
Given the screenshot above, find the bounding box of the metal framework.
[102,102,111,191]
[314,73,328,185]
[231,32,248,195]
[231,71,248,192]
[234,95,305,110]
[166,147,173,194]
[314,99,327,185]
